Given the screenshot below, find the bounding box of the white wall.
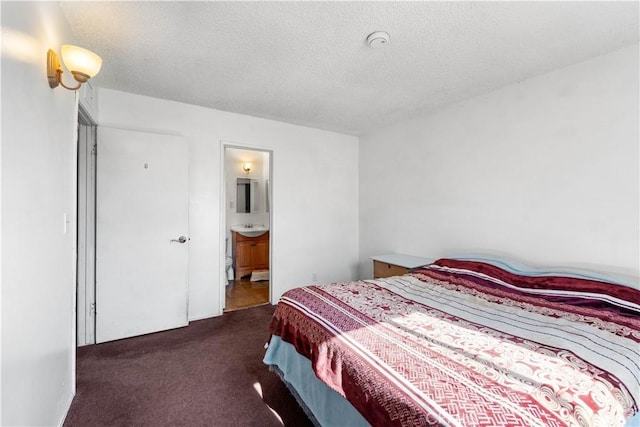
[1,2,79,425]
[359,44,639,281]
[98,89,359,319]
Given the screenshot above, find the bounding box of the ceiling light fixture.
[47,45,102,90]
[366,31,390,48]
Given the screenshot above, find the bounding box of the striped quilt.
[268,259,639,426]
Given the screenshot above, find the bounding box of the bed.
[264,258,640,426]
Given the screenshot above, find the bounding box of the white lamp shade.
[61,45,102,78]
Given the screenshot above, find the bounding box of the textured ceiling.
[61,1,639,136]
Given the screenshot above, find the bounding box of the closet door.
[96,127,189,343]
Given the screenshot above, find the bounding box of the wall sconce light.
[242,162,252,175]
[47,45,102,90]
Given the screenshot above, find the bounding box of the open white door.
[96,127,189,343]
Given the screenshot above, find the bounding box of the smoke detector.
[366,31,390,48]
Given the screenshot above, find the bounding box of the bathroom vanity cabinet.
[232,231,269,278]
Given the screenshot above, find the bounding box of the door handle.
[170,236,187,244]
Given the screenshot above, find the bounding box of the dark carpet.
[64,304,314,427]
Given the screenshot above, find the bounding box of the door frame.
[76,105,97,346]
[219,141,274,314]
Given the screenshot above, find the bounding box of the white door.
[96,127,189,343]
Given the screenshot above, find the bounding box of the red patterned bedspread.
[268,259,640,426]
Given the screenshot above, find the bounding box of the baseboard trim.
[188,313,220,322]
[57,389,75,427]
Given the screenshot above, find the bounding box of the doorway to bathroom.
[223,146,271,311]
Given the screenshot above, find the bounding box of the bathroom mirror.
[237,178,258,213]
[265,179,270,213]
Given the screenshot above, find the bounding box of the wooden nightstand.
[371,254,432,279]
